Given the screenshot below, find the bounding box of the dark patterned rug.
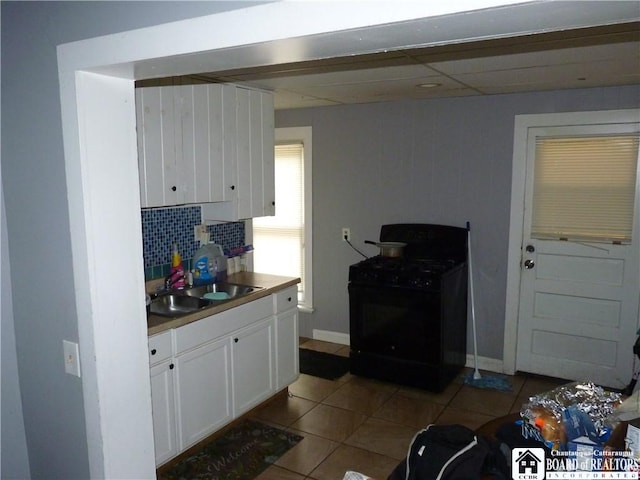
[159,419,303,480]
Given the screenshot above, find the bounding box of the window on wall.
[253,127,312,310]
[532,134,639,244]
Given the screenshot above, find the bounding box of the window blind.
[532,135,639,244]
[253,143,306,299]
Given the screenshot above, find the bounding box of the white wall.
[276,85,640,359]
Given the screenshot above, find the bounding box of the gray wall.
[276,85,640,359]
[0,2,268,478]
[1,196,30,479]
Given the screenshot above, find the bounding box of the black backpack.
[388,424,509,480]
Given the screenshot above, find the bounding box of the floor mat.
[299,348,350,380]
[159,419,302,480]
[463,371,513,391]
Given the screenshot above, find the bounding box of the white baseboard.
[310,329,505,374]
[312,329,350,346]
[465,354,504,374]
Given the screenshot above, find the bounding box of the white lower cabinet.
[274,287,299,390]
[149,359,177,466]
[232,318,274,416]
[148,287,298,467]
[174,337,232,451]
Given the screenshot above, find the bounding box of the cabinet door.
[221,84,238,202]
[180,84,231,204]
[260,90,276,217]
[150,359,177,467]
[136,87,180,207]
[248,89,265,217]
[232,318,274,416]
[275,307,299,390]
[174,337,232,451]
[235,88,276,219]
[235,87,252,219]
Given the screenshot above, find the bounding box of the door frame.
[61,2,565,477]
[502,109,640,375]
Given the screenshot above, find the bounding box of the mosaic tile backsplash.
[141,206,245,280]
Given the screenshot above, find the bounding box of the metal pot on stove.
[364,240,406,258]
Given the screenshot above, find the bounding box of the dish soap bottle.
[168,243,185,289]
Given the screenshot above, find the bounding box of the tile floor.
[249,338,566,480]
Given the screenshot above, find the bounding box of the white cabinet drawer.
[273,286,297,314]
[174,296,272,354]
[149,331,173,366]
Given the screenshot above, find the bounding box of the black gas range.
[349,257,459,290]
[348,223,468,392]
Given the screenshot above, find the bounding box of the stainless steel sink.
[148,282,262,318]
[182,282,262,300]
[149,293,212,318]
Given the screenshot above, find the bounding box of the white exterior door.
[507,110,640,389]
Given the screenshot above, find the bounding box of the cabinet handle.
[169,363,174,370]
[287,297,292,302]
[234,338,239,343]
[171,186,177,192]
[230,185,235,190]
[271,201,275,206]
[151,349,157,355]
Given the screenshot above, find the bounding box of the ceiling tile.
[430,42,640,75]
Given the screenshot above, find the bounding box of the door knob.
[524,259,535,269]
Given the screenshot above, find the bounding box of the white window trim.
[250,126,313,312]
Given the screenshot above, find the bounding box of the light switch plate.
[63,340,81,377]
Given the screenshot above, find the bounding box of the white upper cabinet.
[136,83,274,216]
[179,84,236,205]
[136,87,180,207]
[235,87,276,219]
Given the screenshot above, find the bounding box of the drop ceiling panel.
[454,58,640,94]
[273,90,340,110]
[430,43,640,74]
[229,64,440,89]
[137,20,639,110]
[280,73,475,103]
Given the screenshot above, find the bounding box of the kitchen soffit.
[136,22,640,110]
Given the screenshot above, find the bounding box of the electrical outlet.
[342,228,351,242]
[63,340,81,377]
[194,224,209,244]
